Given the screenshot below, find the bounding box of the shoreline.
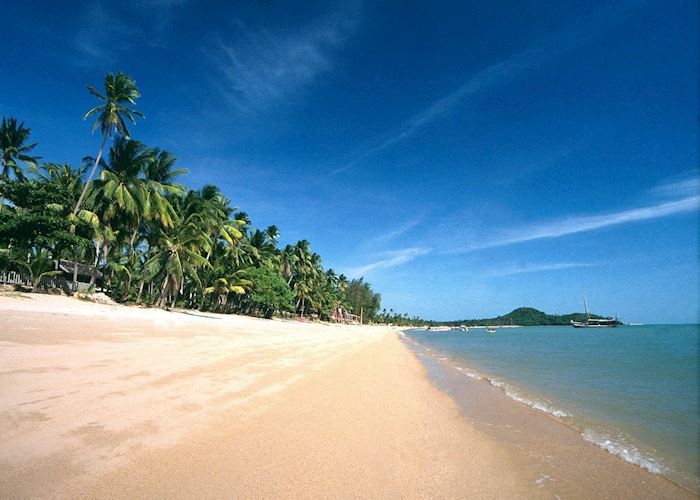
[400,331,697,498]
[0,294,695,498]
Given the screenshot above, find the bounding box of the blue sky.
[3,0,698,322]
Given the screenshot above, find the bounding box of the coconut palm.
[88,138,151,253]
[74,72,144,215]
[0,117,40,183]
[144,215,211,308]
[3,248,62,290]
[144,149,187,229]
[280,245,297,285]
[201,271,252,312]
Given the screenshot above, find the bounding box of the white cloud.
[361,218,423,248]
[348,248,430,277]
[73,0,192,61]
[483,261,597,278]
[455,195,700,253]
[328,2,637,177]
[650,174,700,199]
[214,8,358,110]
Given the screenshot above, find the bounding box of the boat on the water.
[486,327,496,333]
[571,296,623,328]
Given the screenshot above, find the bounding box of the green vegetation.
[0,72,392,322]
[0,71,597,328]
[438,307,608,327]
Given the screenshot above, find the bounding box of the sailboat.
[570,296,623,328]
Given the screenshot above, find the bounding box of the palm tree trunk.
[129,223,139,256]
[89,243,100,286]
[72,248,79,293]
[136,280,146,304]
[102,239,109,267]
[73,132,108,215]
[158,278,170,308]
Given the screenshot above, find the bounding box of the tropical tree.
[144,148,187,229]
[143,214,210,308]
[242,266,294,318]
[2,248,62,290]
[201,271,252,312]
[0,117,41,184]
[74,72,144,215]
[0,74,407,324]
[88,138,151,254]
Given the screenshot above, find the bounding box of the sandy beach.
[0,294,695,498]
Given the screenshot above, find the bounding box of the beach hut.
[56,259,102,292]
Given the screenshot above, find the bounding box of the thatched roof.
[57,260,103,279]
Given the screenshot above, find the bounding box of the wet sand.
[1,294,534,498]
[406,336,697,499]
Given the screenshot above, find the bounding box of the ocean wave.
[454,366,482,379]
[489,379,570,418]
[401,332,676,487]
[581,429,668,475]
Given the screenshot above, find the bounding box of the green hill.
[444,307,608,327]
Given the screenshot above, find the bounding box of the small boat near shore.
[486,327,496,333]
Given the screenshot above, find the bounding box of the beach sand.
[0,294,695,498]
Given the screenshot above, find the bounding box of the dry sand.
[1,294,695,499]
[1,294,537,498]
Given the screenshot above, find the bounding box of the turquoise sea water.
[404,324,700,492]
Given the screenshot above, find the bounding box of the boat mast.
[583,295,590,322]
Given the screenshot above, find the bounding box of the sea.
[402,324,700,492]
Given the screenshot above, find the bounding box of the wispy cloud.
[650,174,700,199]
[328,2,637,177]
[360,218,423,248]
[348,247,430,277]
[484,261,598,278]
[452,195,700,253]
[214,7,359,111]
[73,0,192,62]
[73,2,133,60]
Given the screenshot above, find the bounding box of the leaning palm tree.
[0,117,40,182]
[73,72,144,215]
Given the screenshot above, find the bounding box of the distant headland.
[435,307,608,327]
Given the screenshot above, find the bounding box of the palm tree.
[144,214,210,308]
[265,225,279,245]
[280,245,297,285]
[88,138,151,254]
[74,72,144,215]
[144,148,187,229]
[0,117,40,183]
[3,248,62,290]
[30,162,102,289]
[201,271,252,312]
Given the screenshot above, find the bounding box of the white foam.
[504,390,570,418]
[581,429,667,475]
[489,380,570,417]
